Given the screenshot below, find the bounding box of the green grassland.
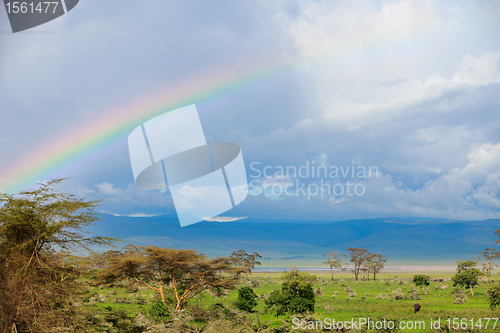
[80,270,500,332]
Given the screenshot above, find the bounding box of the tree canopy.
[324,251,348,281]
[412,274,430,295]
[0,179,115,332]
[452,260,483,296]
[347,247,368,281]
[477,248,499,284]
[229,249,262,279]
[101,245,238,311]
[364,253,387,281]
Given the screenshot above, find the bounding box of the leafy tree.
[412,274,430,295]
[476,248,499,284]
[0,179,115,333]
[365,254,387,280]
[229,249,262,279]
[235,287,258,312]
[324,251,348,281]
[347,247,368,281]
[452,260,483,296]
[265,268,316,316]
[100,245,238,311]
[487,283,500,309]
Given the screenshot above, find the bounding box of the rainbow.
[0,56,296,194]
[0,15,433,195]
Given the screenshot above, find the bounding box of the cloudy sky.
[1,0,500,222]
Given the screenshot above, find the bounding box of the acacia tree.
[347,248,368,281]
[452,260,483,296]
[324,251,348,281]
[365,254,387,280]
[101,245,238,311]
[362,253,374,281]
[338,253,348,281]
[476,248,499,284]
[0,179,115,333]
[229,249,262,279]
[324,251,339,281]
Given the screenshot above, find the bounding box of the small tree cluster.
[346,248,387,281]
[324,251,348,281]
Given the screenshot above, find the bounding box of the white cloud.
[204,216,248,222]
[69,182,174,215]
[2,0,500,222]
[453,51,500,86]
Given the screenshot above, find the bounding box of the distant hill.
[87,214,500,266]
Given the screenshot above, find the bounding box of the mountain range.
[86,214,500,267]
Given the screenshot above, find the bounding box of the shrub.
[250,280,260,288]
[408,291,421,300]
[90,307,146,332]
[149,301,170,321]
[114,297,131,304]
[134,298,147,305]
[391,289,405,300]
[203,319,242,333]
[265,269,316,316]
[235,287,258,312]
[451,287,468,304]
[488,283,500,309]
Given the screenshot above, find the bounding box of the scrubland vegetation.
[37,269,500,332]
[2,180,500,332]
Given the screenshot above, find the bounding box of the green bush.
[488,283,500,309]
[235,287,258,312]
[149,301,170,321]
[265,269,316,316]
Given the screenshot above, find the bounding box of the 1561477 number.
[5,2,59,14]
